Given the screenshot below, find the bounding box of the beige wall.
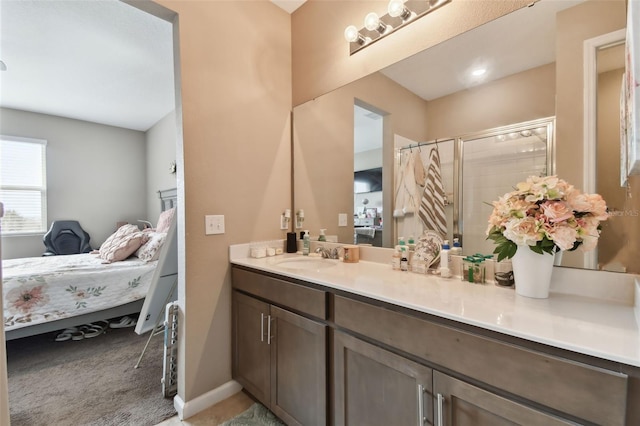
[555,0,626,187]
[555,0,626,268]
[292,0,530,106]
[597,68,640,273]
[155,0,292,401]
[426,63,556,140]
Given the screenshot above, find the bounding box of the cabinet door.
[232,291,271,406]
[270,305,327,426]
[334,331,433,426]
[432,371,575,426]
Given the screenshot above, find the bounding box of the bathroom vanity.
[231,249,640,426]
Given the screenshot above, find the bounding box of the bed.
[2,188,177,341]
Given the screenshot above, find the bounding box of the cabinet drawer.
[232,267,327,319]
[334,295,628,426]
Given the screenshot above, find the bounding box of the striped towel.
[418,147,447,237]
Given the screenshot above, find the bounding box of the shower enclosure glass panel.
[458,118,555,256]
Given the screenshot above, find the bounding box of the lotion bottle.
[400,247,409,271]
[303,230,310,256]
[392,246,401,271]
[440,240,451,278]
[318,229,326,242]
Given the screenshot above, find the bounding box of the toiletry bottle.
[400,247,409,271]
[392,246,401,271]
[318,229,326,242]
[303,230,310,256]
[440,240,451,278]
[451,238,462,256]
[450,238,462,277]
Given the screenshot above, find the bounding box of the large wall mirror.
[293,0,638,273]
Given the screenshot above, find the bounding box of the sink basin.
[275,257,337,271]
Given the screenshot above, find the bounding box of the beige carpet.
[6,324,176,425]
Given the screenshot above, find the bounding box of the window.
[0,135,47,234]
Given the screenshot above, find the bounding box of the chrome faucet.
[315,246,340,259]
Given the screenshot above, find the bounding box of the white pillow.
[135,232,167,262]
[99,224,147,263]
[156,208,175,233]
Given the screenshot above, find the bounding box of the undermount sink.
[275,257,337,271]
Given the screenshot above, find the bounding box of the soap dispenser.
[318,229,327,242]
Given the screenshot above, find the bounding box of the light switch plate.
[338,213,348,227]
[205,215,225,235]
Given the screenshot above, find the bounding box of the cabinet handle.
[267,314,273,345]
[260,313,265,342]
[436,393,445,426]
[417,384,426,426]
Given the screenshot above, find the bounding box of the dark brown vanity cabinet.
[232,268,327,426]
[232,266,636,426]
[333,295,629,426]
[333,331,572,426]
[333,330,433,426]
[432,371,574,426]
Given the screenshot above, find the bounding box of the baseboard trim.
[173,380,242,420]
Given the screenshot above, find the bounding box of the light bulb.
[364,12,382,32]
[471,68,486,76]
[344,25,360,43]
[388,0,403,17]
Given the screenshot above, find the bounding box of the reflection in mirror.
[293,0,635,273]
[394,138,454,247]
[354,104,384,246]
[595,40,640,273]
[459,118,554,257]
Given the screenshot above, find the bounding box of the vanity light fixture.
[344,0,451,55]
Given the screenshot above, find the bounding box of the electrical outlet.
[338,213,348,227]
[205,215,225,235]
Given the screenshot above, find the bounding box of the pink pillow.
[135,232,167,262]
[156,208,175,233]
[99,224,148,263]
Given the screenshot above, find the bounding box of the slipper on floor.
[109,316,137,329]
[71,330,85,341]
[55,327,78,342]
[80,323,106,338]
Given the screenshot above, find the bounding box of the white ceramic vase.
[511,245,555,298]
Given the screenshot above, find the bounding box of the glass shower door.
[458,118,554,256]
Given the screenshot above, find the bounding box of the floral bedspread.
[2,253,157,332]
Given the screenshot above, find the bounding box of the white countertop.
[231,249,640,368]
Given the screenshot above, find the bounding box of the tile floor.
[155,391,255,425]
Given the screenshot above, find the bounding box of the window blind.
[0,136,47,234]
